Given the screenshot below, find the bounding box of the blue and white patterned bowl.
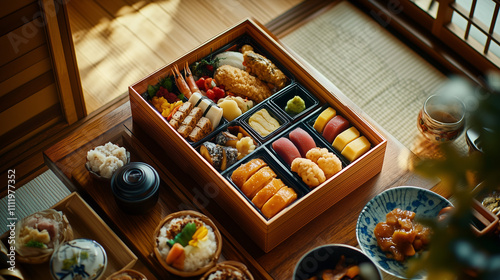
[356,186,452,279]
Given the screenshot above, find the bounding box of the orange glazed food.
[373,208,432,261]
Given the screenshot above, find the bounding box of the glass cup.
[417,94,466,143]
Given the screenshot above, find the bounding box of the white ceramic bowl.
[50,238,107,280]
[356,186,452,279]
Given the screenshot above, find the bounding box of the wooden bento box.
[129,19,387,252]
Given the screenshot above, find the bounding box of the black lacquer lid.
[111,162,159,201]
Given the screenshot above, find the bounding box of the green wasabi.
[285,96,306,114]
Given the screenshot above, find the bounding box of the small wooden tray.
[14,193,138,279]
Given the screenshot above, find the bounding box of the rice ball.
[111,147,128,164]
[98,156,124,179]
[87,150,106,172]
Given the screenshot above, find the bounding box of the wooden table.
[43,58,440,279]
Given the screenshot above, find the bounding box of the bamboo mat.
[0,170,70,223]
[281,1,468,156]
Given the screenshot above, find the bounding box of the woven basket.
[200,261,254,280]
[106,269,148,280]
[16,209,74,264]
[153,210,222,277]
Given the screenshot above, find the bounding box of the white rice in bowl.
[157,215,217,272]
[86,142,128,179]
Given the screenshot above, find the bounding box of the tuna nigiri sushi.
[272,137,301,166]
[289,127,316,157]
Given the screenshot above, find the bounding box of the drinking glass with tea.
[417,94,466,142]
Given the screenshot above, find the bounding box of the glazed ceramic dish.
[356,186,452,279]
[50,238,107,280]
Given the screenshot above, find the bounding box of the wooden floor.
[67,0,304,113]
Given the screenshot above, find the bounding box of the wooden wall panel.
[0,20,46,66]
[0,45,49,82]
[0,0,36,19]
[0,83,59,135]
[0,0,85,170]
[0,58,52,97]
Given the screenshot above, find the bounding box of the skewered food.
[332,127,360,152]
[214,65,272,103]
[341,136,371,162]
[289,128,316,157]
[291,158,326,188]
[242,46,287,91]
[306,148,342,179]
[322,115,350,143]
[272,137,301,166]
[313,107,336,133]
[240,166,277,199]
[248,109,280,137]
[261,186,297,219]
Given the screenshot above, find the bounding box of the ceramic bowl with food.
[50,238,107,280]
[356,186,452,279]
[86,142,130,181]
[15,209,74,264]
[106,269,148,280]
[153,210,222,277]
[293,244,382,280]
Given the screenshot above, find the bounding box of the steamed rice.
[87,142,128,179]
[157,215,217,272]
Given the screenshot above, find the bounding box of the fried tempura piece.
[242,47,287,90]
[291,158,326,188]
[214,65,272,103]
[306,148,342,179]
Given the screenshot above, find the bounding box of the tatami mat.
[0,170,70,224]
[281,1,468,155]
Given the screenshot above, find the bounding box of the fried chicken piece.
[214,65,272,103]
[243,49,287,91]
[291,158,326,188]
[306,147,342,179]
